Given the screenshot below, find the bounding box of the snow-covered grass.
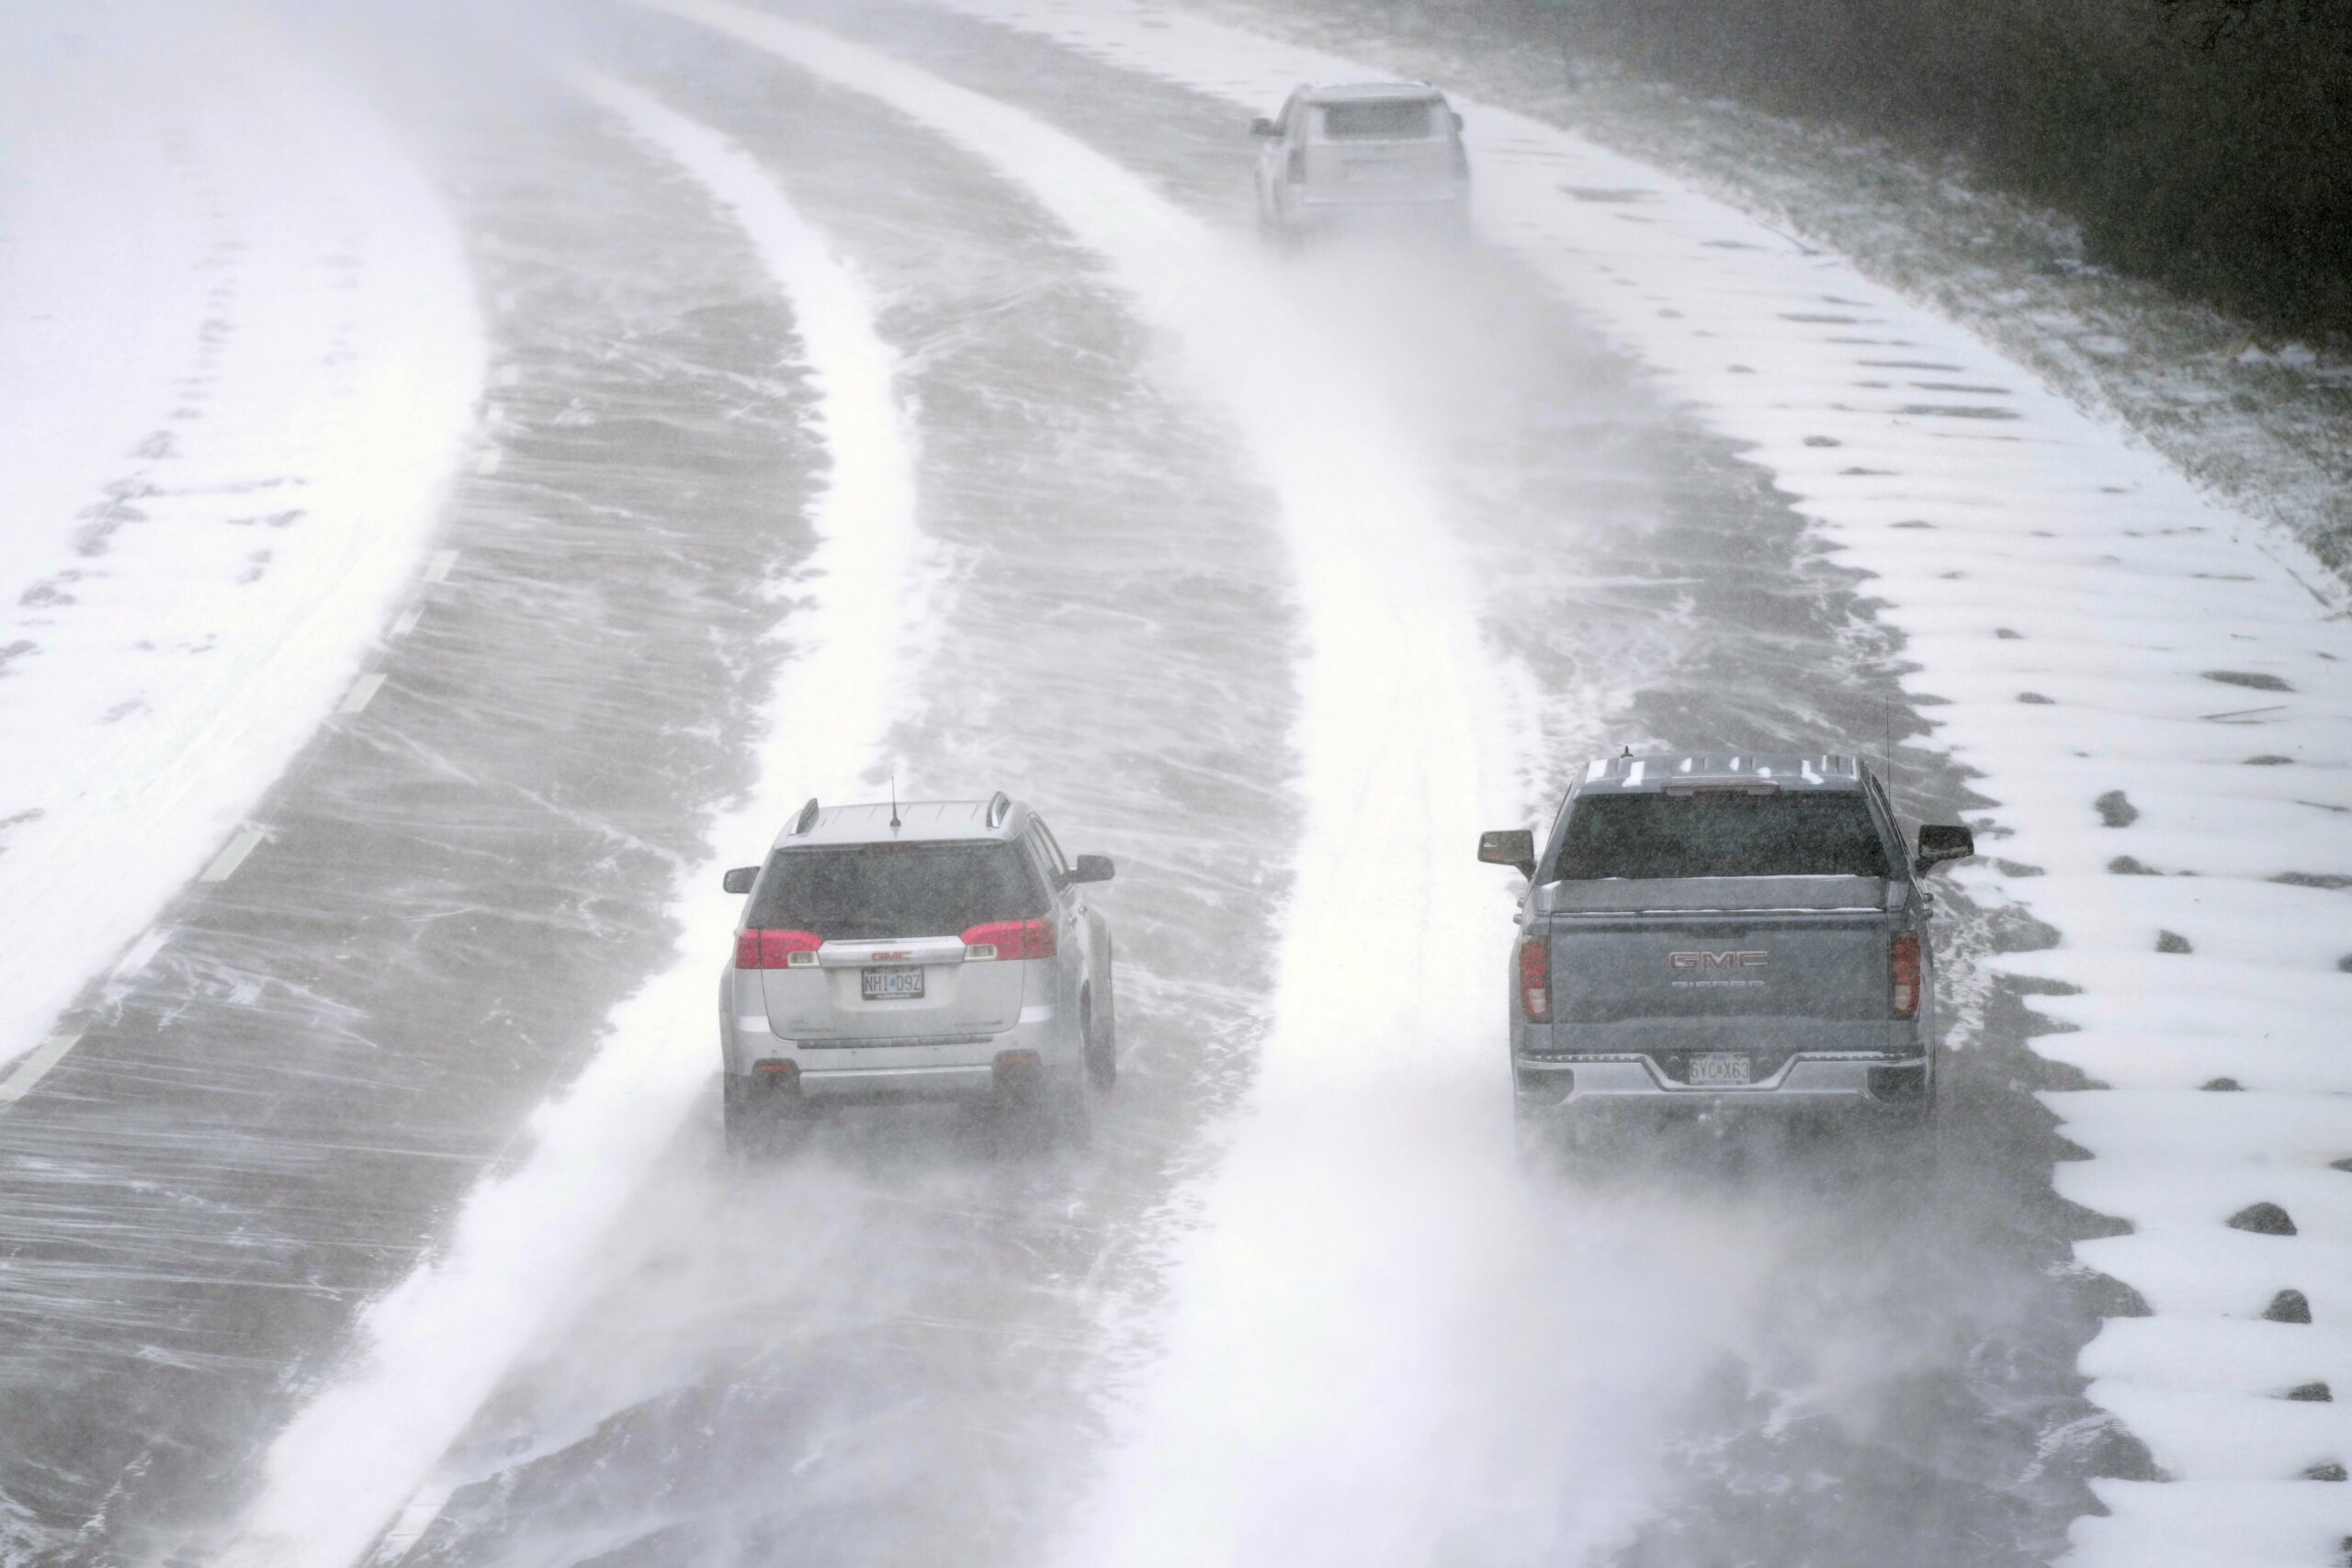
[910,1,2352,1561]
[218,75,925,1568]
[0,2,484,1080]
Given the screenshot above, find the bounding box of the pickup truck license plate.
[1689,1052,1752,1087]
[861,965,924,1000]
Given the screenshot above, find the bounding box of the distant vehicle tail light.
[737,930,822,969]
[1891,933,1921,1018]
[963,919,1057,961]
[1518,937,1551,1022]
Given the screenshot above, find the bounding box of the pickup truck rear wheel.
[1513,1101,1595,1172]
[1889,1088,1941,1145]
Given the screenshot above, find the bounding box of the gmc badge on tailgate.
[1669,951,1768,968]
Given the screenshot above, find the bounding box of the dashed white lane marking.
[363,1480,456,1567]
[0,1033,83,1105]
[339,671,388,714]
[198,829,265,884]
[391,606,424,637]
[424,549,458,583]
[111,928,169,977]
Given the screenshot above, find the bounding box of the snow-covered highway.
[0,2,2346,1566]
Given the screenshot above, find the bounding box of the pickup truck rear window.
[1552,793,1893,880]
[751,843,1047,940]
[1321,101,1436,140]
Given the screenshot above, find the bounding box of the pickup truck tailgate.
[1542,875,1906,1057]
[1553,911,1891,1021]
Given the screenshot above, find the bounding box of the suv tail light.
[737,930,821,969]
[1517,936,1551,1022]
[963,919,1057,961]
[1891,933,1921,1018]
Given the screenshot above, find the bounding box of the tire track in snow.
[219,77,924,1568]
[639,6,1749,1562]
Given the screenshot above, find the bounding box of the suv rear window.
[1321,100,1436,140]
[750,843,1047,939]
[1552,792,1893,881]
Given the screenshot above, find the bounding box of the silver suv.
[718,794,1115,1151]
[1252,82,1471,243]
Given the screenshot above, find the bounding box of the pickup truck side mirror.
[1068,853,1115,885]
[1914,825,1974,874]
[1250,116,1278,137]
[1477,829,1536,880]
[722,866,759,895]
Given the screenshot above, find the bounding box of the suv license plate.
[861,965,924,1000]
[1689,1053,1752,1087]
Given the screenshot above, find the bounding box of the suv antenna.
[889,774,901,831]
[1620,746,1632,759]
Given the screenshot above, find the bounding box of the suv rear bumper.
[724,1006,1075,1105]
[1295,188,1467,210]
[1514,1054,1930,1113]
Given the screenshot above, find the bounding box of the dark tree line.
[1481,0,2352,337]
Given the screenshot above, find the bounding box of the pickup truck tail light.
[1891,933,1921,1018]
[1287,145,1306,183]
[737,930,821,969]
[963,919,1057,961]
[1517,936,1552,1022]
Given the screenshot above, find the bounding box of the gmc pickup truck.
[1479,752,1973,1140]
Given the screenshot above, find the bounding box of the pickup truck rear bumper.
[1514,1054,1929,1112]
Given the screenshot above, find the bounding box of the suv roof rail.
[791,797,820,835]
[986,791,1012,829]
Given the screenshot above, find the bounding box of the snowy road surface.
[0,1,2345,1566]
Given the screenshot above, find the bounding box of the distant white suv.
[1252,82,1471,243]
[718,794,1116,1152]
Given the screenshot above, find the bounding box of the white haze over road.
[628,6,1752,1562]
[13,0,2339,1562]
[0,2,482,1087]
[221,70,926,1568]
[922,3,2352,1561]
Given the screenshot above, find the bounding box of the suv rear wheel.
[990,1063,1091,1150]
[723,1074,808,1159]
[1082,990,1115,1092]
